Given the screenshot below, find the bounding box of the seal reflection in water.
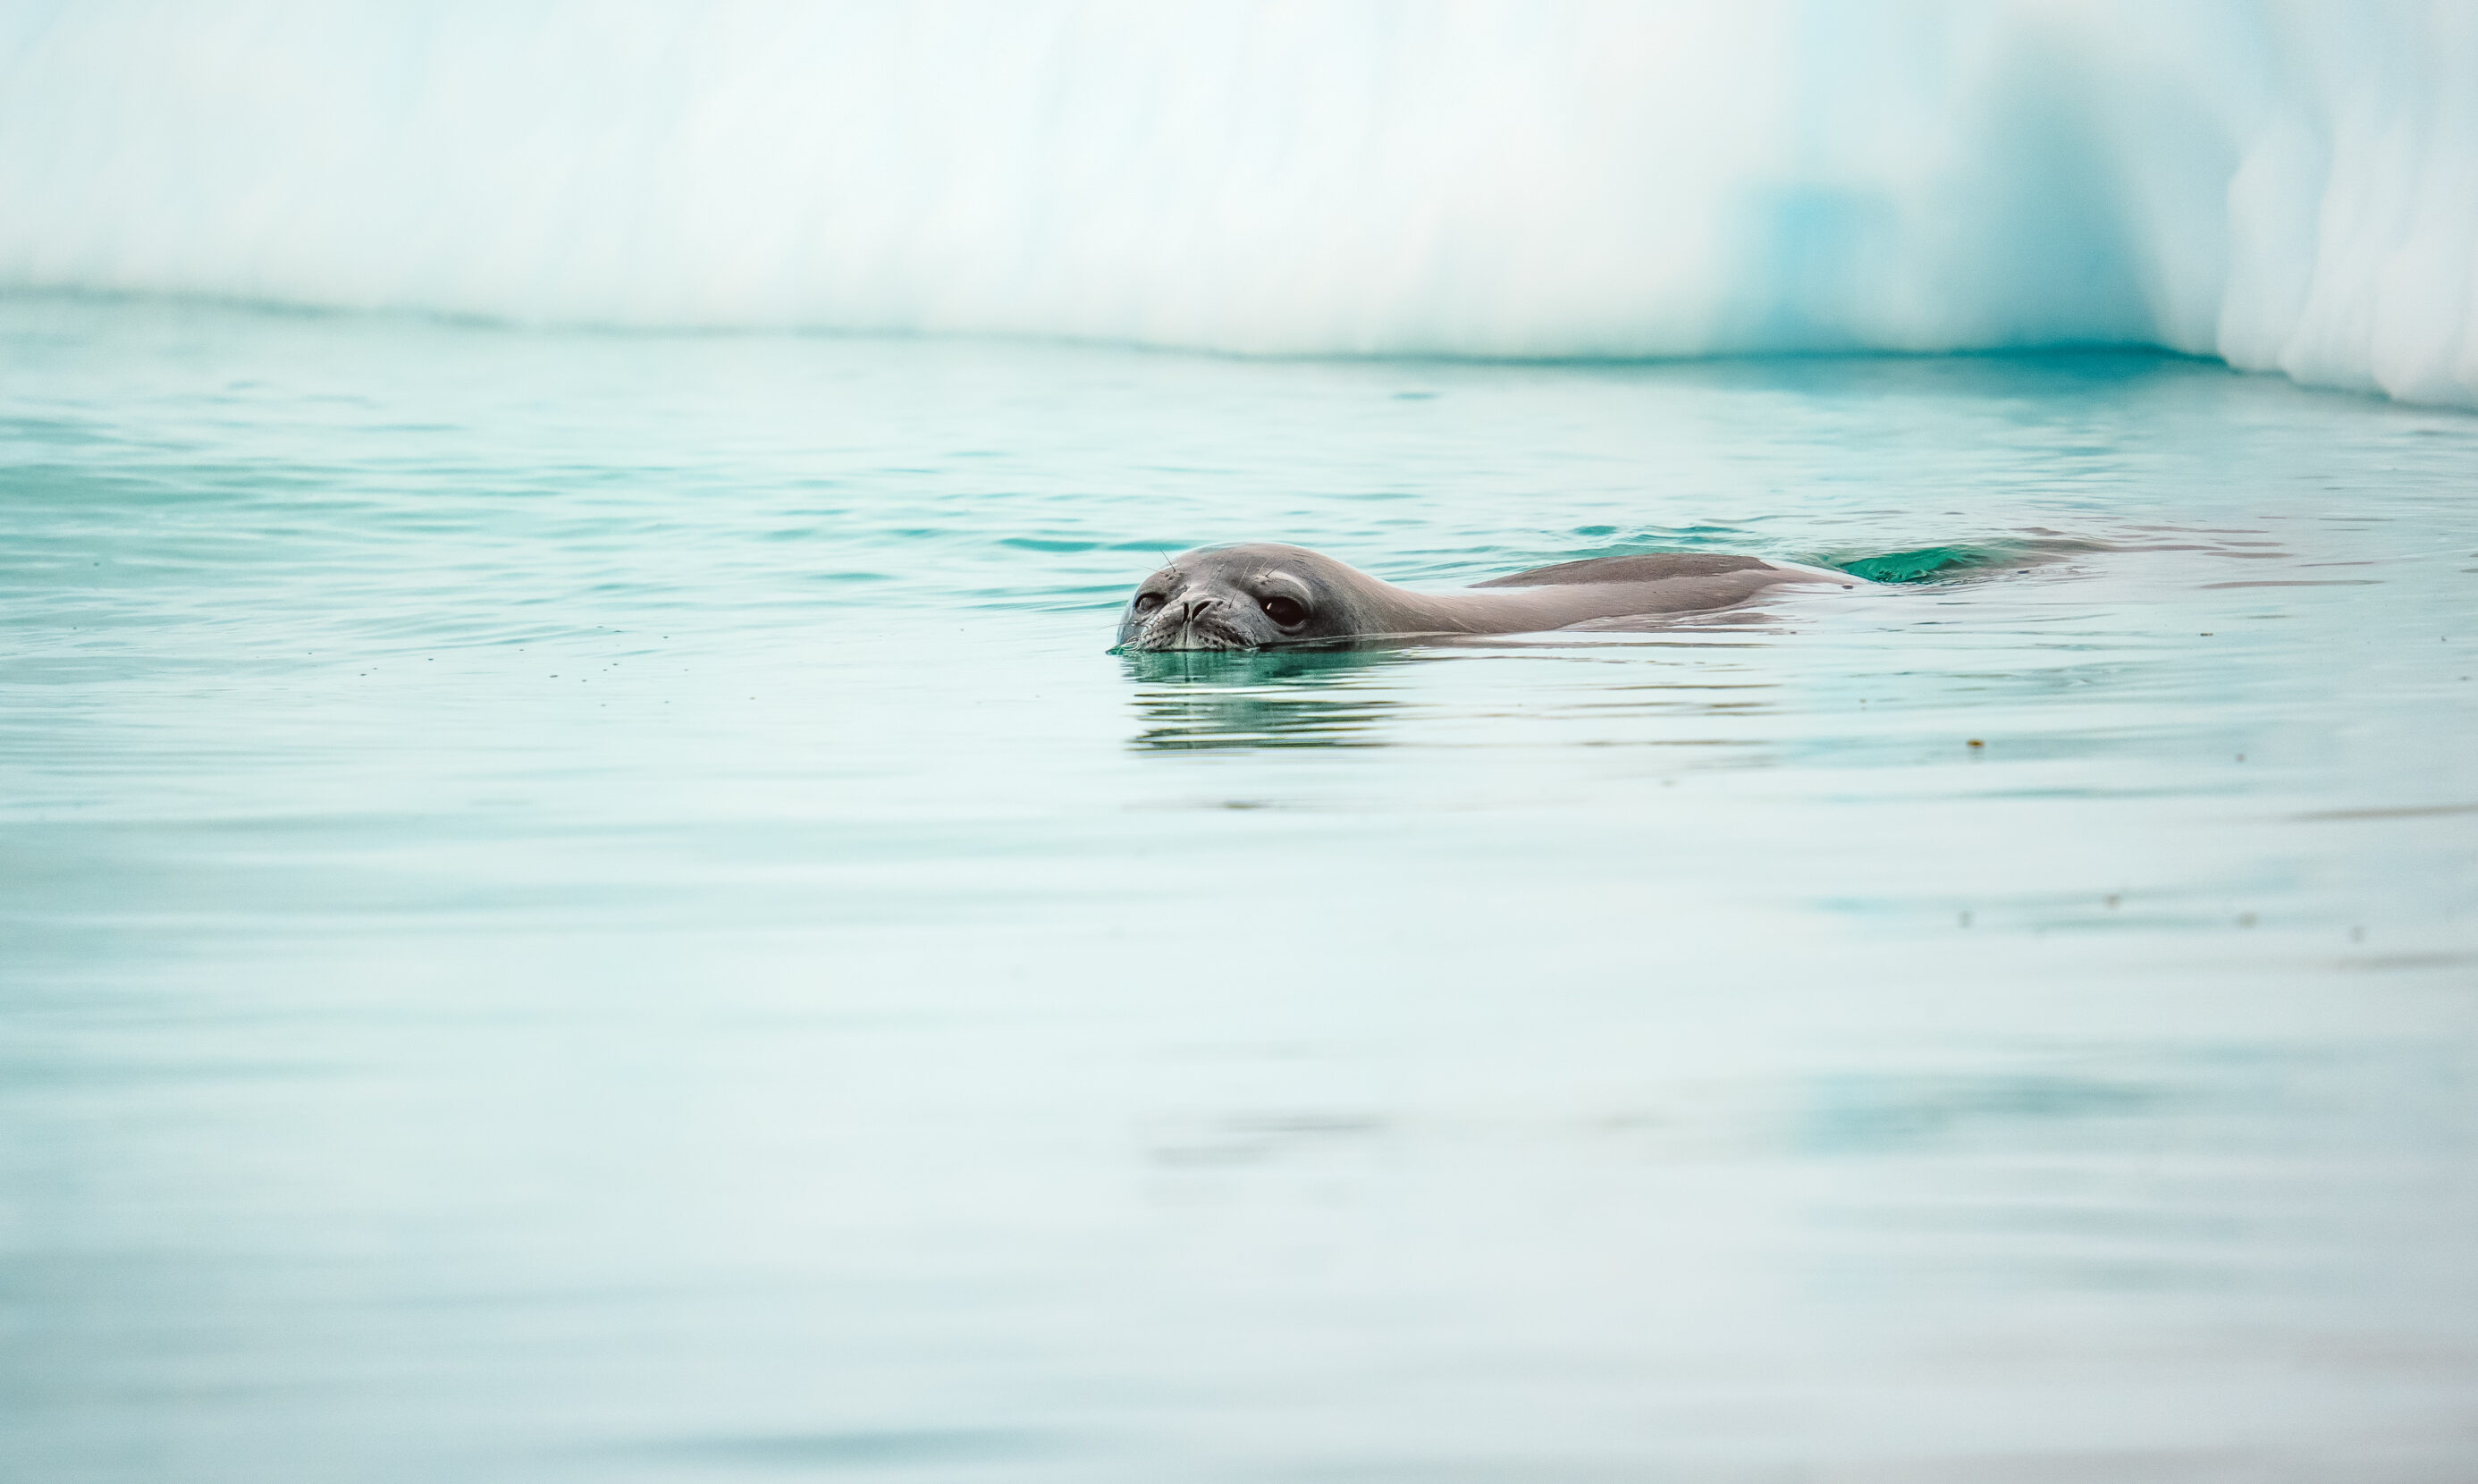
[1114,543,1866,652]
[1121,648,1407,751]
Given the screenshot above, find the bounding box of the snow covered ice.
[4,0,2474,406]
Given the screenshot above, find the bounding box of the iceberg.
[2,0,2472,406]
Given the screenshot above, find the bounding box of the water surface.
[4,297,2476,1482]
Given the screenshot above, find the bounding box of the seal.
[1115,543,1865,651]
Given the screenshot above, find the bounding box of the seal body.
[1115,543,1863,652]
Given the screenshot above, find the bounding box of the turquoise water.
[4,295,2477,1481]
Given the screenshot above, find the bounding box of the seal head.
[1115,544,1377,652]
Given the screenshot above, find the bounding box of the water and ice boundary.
[4,1,2473,409]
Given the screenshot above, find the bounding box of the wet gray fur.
[1116,543,1864,651]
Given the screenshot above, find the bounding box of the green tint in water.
[1826,542,2021,583]
[4,297,2477,1484]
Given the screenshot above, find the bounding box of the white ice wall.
[3,0,2473,406]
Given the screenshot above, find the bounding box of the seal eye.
[1261,594,1307,627]
[1133,593,1165,614]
